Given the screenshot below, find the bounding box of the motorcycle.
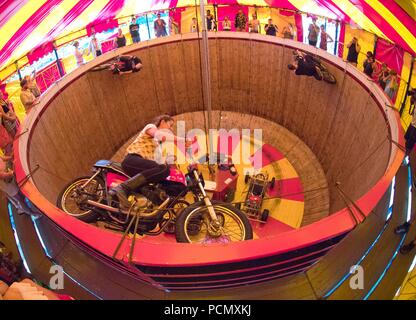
[57,159,253,243]
[292,50,337,84]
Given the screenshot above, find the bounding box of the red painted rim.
[13,34,405,267]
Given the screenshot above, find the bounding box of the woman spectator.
[363,51,376,78]
[115,28,126,48]
[23,72,40,98]
[222,16,231,31]
[190,17,198,33]
[384,69,398,100]
[154,13,167,37]
[73,41,84,66]
[170,16,179,35]
[282,23,295,39]
[308,17,320,46]
[319,25,333,51]
[0,90,18,138]
[19,79,38,113]
[264,19,278,36]
[235,10,247,32]
[248,14,260,33]
[346,37,361,66]
[378,63,390,90]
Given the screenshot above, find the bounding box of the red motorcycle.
[57,159,253,243]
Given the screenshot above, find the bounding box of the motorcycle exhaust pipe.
[86,198,171,217]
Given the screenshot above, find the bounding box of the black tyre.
[322,70,337,84]
[261,209,269,222]
[57,176,105,223]
[163,199,190,234]
[244,173,250,184]
[175,200,253,243]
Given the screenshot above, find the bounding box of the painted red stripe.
[264,0,298,11]
[216,131,240,156]
[313,0,349,21]
[89,0,125,26]
[378,0,416,36]
[320,0,413,55]
[249,143,285,169]
[0,0,29,29]
[43,0,95,44]
[0,0,65,66]
[349,0,413,54]
[267,177,304,202]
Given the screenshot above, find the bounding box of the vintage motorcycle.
[57,159,253,243]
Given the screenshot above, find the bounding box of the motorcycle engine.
[140,185,168,206]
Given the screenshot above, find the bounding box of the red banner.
[27,41,55,64]
[34,61,62,93]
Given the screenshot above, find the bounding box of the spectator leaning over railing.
[0,90,19,138]
[307,17,320,47]
[282,23,295,39]
[235,9,247,32]
[248,14,260,33]
[319,25,333,51]
[115,28,126,48]
[264,19,278,36]
[0,151,36,216]
[206,10,215,31]
[154,13,167,37]
[89,34,102,57]
[363,51,376,78]
[129,16,140,44]
[404,88,416,155]
[346,37,361,67]
[23,71,40,98]
[19,78,39,113]
[384,69,398,101]
[73,41,84,66]
[222,16,231,31]
[190,17,198,33]
[170,16,179,35]
[378,63,390,90]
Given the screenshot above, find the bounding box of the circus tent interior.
[0,0,416,301]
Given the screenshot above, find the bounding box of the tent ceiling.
[0,0,415,69]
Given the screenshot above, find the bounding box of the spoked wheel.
[163,199,190,234]
[175,200,253,243]
[57,176,105,222]
[322,70,337,84]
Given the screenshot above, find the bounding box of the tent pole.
[199,0,213,157]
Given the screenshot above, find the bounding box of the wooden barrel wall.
[28,37,390,218]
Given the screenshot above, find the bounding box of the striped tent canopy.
[0,0,415,69]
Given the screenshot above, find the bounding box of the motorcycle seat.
[94,160,128,176]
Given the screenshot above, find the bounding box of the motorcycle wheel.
[163,199,190,234]
[322,70,337,84]
[57,176,105,223]
[175,200,253,243]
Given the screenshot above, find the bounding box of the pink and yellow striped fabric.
[0,0,414,70]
